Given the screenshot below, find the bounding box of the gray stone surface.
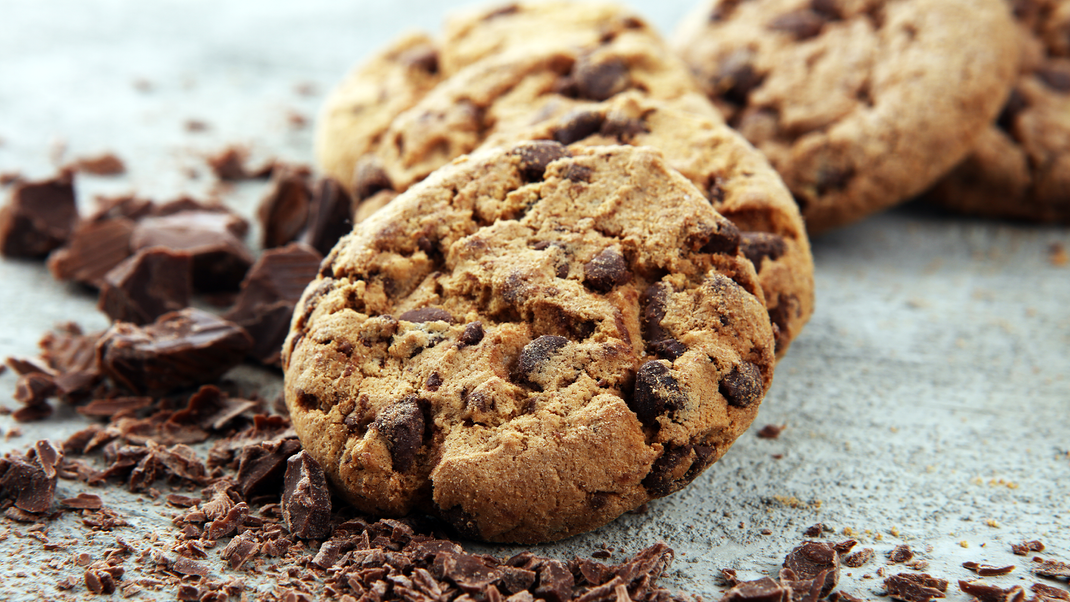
[0,1,1068,600]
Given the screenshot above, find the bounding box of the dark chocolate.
[300,178,353,256]
[283,450,332,540]
[98,248,192,325]
[583,248,631,292]
[258,168,311,249]
[47,217,135,287]
[884,573,949,602]
[130,211,254,292]
[512,141,570,182]
[0,172,78,258]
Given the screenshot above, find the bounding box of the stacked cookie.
[292,1,814,543]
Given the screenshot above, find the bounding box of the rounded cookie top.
[673,0,1020,234]
[925,0,1070,223]
[283,143,776,543]
[484,92,814,356]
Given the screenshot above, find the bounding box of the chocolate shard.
[720,362,764,408]
[573,55,631,101]
[1011,541,1045,555]
[97,248,192,325]
[1033,558,1070,579]
[95,308,253,394]
[889,545,914,563]
[958,581,1025,602]
[60,492,103,510]
[221,531,259,570]
[631,360,687,426]
[0,442,63,514]
[741,232,788,272]
[533,559,575,602]
[512,141,570,182]
[843,547,875,568]
[584,248,631,292]
[516,335,569,390]
[373,395,426,472]
[236,438,303,498]
[258,168,311,249]
[300,177,353,256]
[0,172,78,258]
[398,307,454,324]
[224,242,321,365]
[784,542,839,597]
[70,153,126,176]
[1031,584,1070,602]
[130,210,253,292]
[283,450,332,540]
[884,573,949,602]
[722,577,791,602]
[47,217,135,287]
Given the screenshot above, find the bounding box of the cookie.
[673,0,1020,234]
[283,143,777,543]
[486,92,813,355]
[924,0,1070,223]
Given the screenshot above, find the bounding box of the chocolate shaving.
[1013,541,1045,556]
[888,545,914,563]
[843,548,875,568]
[884,573,948,602]
[963,563,1015,577]
[958,581,1025,602]
[1033,558,1070,580]
[1031,583,1070,601]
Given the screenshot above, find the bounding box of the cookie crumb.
[1048,243,1068,267]
[757,424,785,439]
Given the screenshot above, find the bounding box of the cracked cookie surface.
[283,144,776,543]
[673,0,1019,234]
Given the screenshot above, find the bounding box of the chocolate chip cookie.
[485,92,813,355]
[283,143,776,543]
[674,0,1020,234]
[924,0,1070,223]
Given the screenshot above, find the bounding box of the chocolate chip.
[95,308,253,394]
[573,55,631,101]
[768,9,827,39]
[631,361,686,426]
[722,577,792,602]
[641,443,692,497]
[814,165,854,196]
[98,248,192,325]
[600,115,650,142]
[0,172,78,258]
[884,573,948,602]
[460,322,485,346]
[997,89,1028,133]
[483,3,519,19]
[300,178,353,257]
[756,424,784,439]
[436,504,482,540]
[958,581,1024,602]
[652,339,687,361]
[811,0,842,19]
[641,283,671,343]
[554,110,605,145]
[563,164,593,183]
[784,542,839,597]
[1031,584,1070,602]
[258,168,311,249]
[583,248,631,292]
[512,141,570,182]
[236,438,303,498]
[716,49,764,105]
[426,372,442,391]
[353,155,393,200]
[1037,66,1070,93]
[399,307,453,324]
[373,395,425,472]
[707,175,728,203]
[515,335,568,389]
[720,362,763,408]
[741,232,788,271]
[283,450,332,540]
[400,43,439,74]
[888,545,913,563]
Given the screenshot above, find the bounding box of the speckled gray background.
[0,1,1068,600]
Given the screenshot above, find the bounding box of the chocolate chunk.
[0,172,78,258]
[584,248,631,292]
[373,395,425,472]
[554,110,606,145]
[641,283,671,343]
[888,545,913,563]
[692,219,742,255]
[70,153,125,176]
[207,501,249,539]
[1012,540,1045,555]
[460,322,485,346]
[426,372,443,391]
[1038,67,1070,93]
[756,424,784,439]
[483,3,519,19]
[258,168,311,248]
[811,0,843,19]
[206,146,273,181]
[221,532,259,569]
[236,438,303,498]
[516,335,569,389]
[803,523,824,538]
[573,55,631,101]
[652,339,687,361]
[843,548,875,568]
[642,443,693,496]
[815,164,855,195]
[784,542,839,597]
[399,307,454,324]
[98,248,192,325]
[96,308,253,394]
[563,164,593,183]
[130,211,253,292]
[300,178,353,256]
[400,43,439,74]
[283,451,331,540]
[1032,584,1070,602]
[720,362,763,408]
[962,563,1015,577]
[722,577,791,602]
[60,493,103,510]
[741,232,788,272]
[353,155,393,200]
[224,242,322,365]
[884,573,948,602]
[768,10,827,40]
[534,559,575,602]
[512,141,570,182]
[47,218,135,287]
[600,115,650,142]
[0,443,62,514]
[1033,558,1070,579]
[716,49,764,105]
[631,361,687,426]
[76,396,153,418]
[958,582,1024,602]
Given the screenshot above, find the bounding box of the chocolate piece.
[1033,558,1070,580]
[803,524,824,538]
[60,493,103,509]
[130,211,253,292]
[97,248,192,325]
[399,307,454,324]
[353,155,393,200]
[768,10,827,40]
[1012,541,1045,555]
[716,49,764,105]
[47,218,135,286]
[741,232,788,272]
[373,395,425,472]
[460,322,485,346]
[652,339,687,361]
[512,141,570,182]
[631,361,686,426]
[573,56,630,101]
[563,164,593,183]
[584,248,631,292]
[283,450,332,540]
[221,532,259,569]
[642,443,692,496]
[720,362,763,408]
[534,559,575,602]
[236,438,302,498]
[600,115,650,142]
[70,153,126,176]
[1032,584,1070,602]
[1037,67,1070,93]
[963,563,1014,577]
[96,308,252,394]
[722,577,792,602]
[0,442,62,513]
[554,110,606,145]
[207,501,248,539]
[300,178,353,256]
[756,424,784,439]
[843,548,875,568]
[0,172,78,258]
[76,396,153,418]
[207,146,258,181]
[834,539,857,554]
[641,283,671,343]
[784,542,839,597]
[884,573,948,602]
[888,545,914,563]
[958,581,1024,602]
[516,335,569,389]
[693,219,741,255]
[224,242,322,365]
[258,168,311,248]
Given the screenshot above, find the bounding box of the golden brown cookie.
[283,143,776,543]
[673,0,1020,234]
[925,0,1070,223]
